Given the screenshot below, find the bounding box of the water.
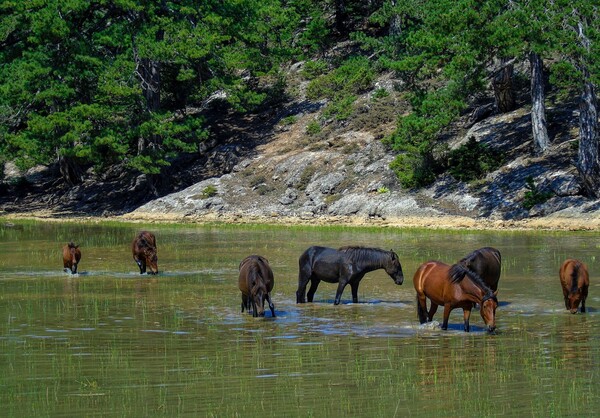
[0,220,599,416]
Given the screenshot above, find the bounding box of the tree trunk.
[529,52,550,154]
[575,20,600,198]
[576,72,600,198]
[492,58,516,113]
[334,0,348,36]
[58,155,83,187]
[389,0,402,37]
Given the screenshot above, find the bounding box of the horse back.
[413,261,453,303]
[132,231,156,254]
[239,255,274,294]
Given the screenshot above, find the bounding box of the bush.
[301,60,328,80]
[390,153,436,189]
[201,185,218,198]
[306,121,321,135]
[306,56,374,100]
[523,177,553,210]
[446,137,503,182]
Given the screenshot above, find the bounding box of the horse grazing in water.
[296,246,404,305]
[132,231,158,275]
[238,255,275,317]
[559,259,589,314]
[449,247,501,291]
[413,260,498,333]
[62,242,81,274]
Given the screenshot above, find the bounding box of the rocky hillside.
[2,65,600,227]
[130,68,600,225]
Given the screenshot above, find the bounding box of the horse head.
[386,250,404,285]
[567,289,584,314]
[65,243,81,274]
[251,279,268,317]
[480,291,498,333]
[144,248,158,275]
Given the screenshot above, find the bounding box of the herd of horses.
[62,232,590,332]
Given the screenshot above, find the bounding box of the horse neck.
[353,250,388,272]
[461,278,492,303]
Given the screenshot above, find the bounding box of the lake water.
[1,220,599,416]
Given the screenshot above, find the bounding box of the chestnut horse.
[296,246,404,305]
[238,255,275,317]
[132,231,158,275]
[559,259,589,314]
[62,242,81,274]
[449,247,501,291]
[413,261,498,333]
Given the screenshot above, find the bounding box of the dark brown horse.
[238,255,275,317]
[296,246,404,305]
[559,259,589,314]
[132,231,158,275]
[413,260,498,332]
[449,247,501,291]
[62,242,81,274]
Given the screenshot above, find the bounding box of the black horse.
[296,246,404,305]
[449,247,501,291]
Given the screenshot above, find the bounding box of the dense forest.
[1,1,599,198]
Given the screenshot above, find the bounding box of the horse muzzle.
[486,325,497,334]
[570,308,579,314]
[394,276,404,285]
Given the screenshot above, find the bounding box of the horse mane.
[67,242,77,249]
[337,246,391,264]
[449,263,494,296]
[570,261,581,293]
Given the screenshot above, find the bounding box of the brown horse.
[413,260,498,333]
[62,242,81,274]
[559,259,589,314]
[449,247,501,291]
[132,231,158,275]
[238,255,275,317]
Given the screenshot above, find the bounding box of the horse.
[413,260,498,333]
[132,231,158,275]
[449,247,501,291]
[62,242,81,274]
[559,259,589,314]
[238,255,275,317]
[296,246,404,305]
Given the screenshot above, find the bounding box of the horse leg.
[334,279,349,305]
[441,304,452,330]
[241,294,249,313]
[266,294,276,317]
[307,278,320,303]
[416,293,428,324]
[463,307,472,332]
[350,281,359,304]
[427,303,438,322]
[296,267,312,303]
[251,299,258,318]
[581,295,587,313]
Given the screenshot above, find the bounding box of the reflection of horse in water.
[413,260,498,333]
[559,259,589,314]
[238,255,275,317]
[62,242,81,274]
[296,246,404,305]
[132,231,158,275]
[450,247,501,291]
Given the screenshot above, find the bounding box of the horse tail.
[416,293,427,321]
[570,261,581,293]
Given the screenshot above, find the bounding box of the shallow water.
[0,220,599,416]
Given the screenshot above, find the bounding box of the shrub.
[446,137,503,182]
[523,177,553,210]
[201,185,217,198]
[390,153,436,189]
[301,60,328,80]
[306,121,321,135]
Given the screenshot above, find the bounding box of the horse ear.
[493,290,498,297]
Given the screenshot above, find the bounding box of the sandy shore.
[2,209,600,231]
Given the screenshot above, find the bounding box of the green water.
[0,220,598,417]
